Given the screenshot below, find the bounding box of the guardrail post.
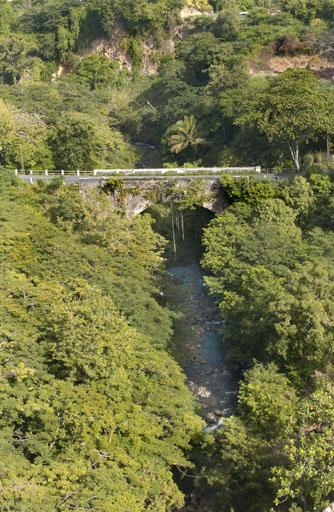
[61,170,64,176]
[93,170,97,176]
[255,166,261,173]
[30,170,33,175]
[77,170,80,176]
[45,170,48,176]
[14,169,18,176]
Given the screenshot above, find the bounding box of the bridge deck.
[14,167,295,184]
[14,166,261,178]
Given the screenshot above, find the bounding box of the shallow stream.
[167,264,236,422]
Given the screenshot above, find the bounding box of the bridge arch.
[123,192,224,218]
[112,177,226,218]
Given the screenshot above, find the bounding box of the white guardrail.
[14,167,261,177]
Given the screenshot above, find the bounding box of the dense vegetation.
[195,172,334,511]
[2,0,334,170]
[2,0,334,511]
[0,172,204,511]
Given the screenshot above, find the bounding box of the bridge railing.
[14,169,93,177]
[14,166,261,177]
[93,167,261,176]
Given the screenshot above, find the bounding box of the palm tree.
[167,115,205,154]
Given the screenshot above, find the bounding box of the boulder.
[205,412,217,423]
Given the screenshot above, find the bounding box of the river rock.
[205,412,217,423]
[197,386,211,398]
[213,409,224,417]
[223,408,232,416]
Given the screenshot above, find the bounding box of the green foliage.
[49,115,98,170]
[0,0,15,34]
[48,112,135,170]
[74,53,127,90]
[0,33,37,85]
[281,0,325,22]
[202,185,334,377]
[237,69,331,170]
[175,32,233,86]
[195,363,298,511]
[273,379,334,510]
[0,99,53,169]
[238,363,297,438]
[123,36,144,72]
[0,178,202,510]
[3,0,334,508]
[197,173,334,510]
[214,5,241,42]
[220,174,276,205]
[279,175,315,219]
[166,115,205,155]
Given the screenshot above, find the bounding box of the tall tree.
[167,115,205,155]
[238,69,330,170]
[0,34,37,84]
[49,115,98,171]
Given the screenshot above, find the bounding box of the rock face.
[79,26,132,71]
[78,26,175,75]
[180,7,207,18]
[180,0,213,18]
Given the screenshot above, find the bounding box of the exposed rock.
[180,7,206,18]
[80,27,133,71]
[196,386,211,398]
[249,54,334,78]
[167,265,234,420]
[205,412,217,423]
[78,26,175,75]
[322,504,334,512]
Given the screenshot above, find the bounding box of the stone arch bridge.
[16,167,291,218]
[84,175,226,217]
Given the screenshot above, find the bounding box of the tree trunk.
[171,211,177,262]
[181,212,185,242]
[289,141,300,171]
[327,135,331,160]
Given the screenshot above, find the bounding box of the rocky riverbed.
[166,265,236,512]
[167,265,236,425]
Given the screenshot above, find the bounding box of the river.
[165,264,236,511]
[167,264,236,424]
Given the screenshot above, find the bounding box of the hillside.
[1,0,334,171]
[0,172,202,510]
[2,2,334,512]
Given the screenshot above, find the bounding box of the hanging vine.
[101,178,127,212]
